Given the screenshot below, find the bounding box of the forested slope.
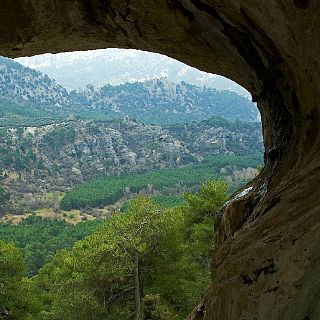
[0,116,262,215]
[0,57,258,125]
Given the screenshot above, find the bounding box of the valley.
[0,53,263,319]
[0,118,262,215]
[0,57,262,219]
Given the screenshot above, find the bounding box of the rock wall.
[0,1,319,319]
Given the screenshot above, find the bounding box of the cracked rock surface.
[0,1,320,319]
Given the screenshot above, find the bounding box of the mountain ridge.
[0,56,259,124]
[15,49,250,96]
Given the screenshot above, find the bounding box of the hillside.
[0,118,194,212]
[73,79,259,124]
[0,116,262,215]
[0,57,258,125]
[0,56,262,216]
[60,153,262,211]
[0,56,77,110]
[166,117,262,156]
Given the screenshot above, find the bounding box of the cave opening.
[0,47,264,319]
[0,48,264,217]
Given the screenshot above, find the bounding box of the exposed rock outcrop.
[1,118,197,186]
[0,117,261,214]
[0,1,319,319]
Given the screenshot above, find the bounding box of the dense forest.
[0,215,100,276]
[60,153,262,210]
[0,181,228,319]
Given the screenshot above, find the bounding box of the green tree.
[0,241,39,319]
[35,197,203,319]
[0,170,9,213]
[183,180,228,273]
[22,181,229,320]
[184,180,228,217]
[0,187,8,210]
[0,215,100,276]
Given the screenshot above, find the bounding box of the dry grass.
[0,208,94,225]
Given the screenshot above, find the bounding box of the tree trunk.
[133,252,141,320]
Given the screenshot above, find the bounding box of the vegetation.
[166,116,263,155]
[0,215,101,276]
[60,153,262,210]
[0,117,262,215]
[151,195,186,207]
[0,170,9,213]
[0,55,263,319]
[0,240,38,319]
[74,80,258,125]
[120,195,185,212]
[0,99,51,120]
[44,127,76,148]
[0,99,117,127]
[0,186,8,213]
[0,181,227,319]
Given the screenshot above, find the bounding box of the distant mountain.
[15,49,250,96]
[0,56,77,111]
[0,57,259,125]
[73,79,259,124]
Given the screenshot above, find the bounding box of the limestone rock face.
[0,1,319,319]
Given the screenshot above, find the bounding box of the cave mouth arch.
[1,1,320,319]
